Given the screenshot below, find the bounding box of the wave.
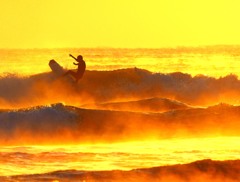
[0,103,79,144]
[0,103,240,144]
[1,68,240,108]
[3,159,240,182]
[84,97,190,112]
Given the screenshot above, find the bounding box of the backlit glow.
[0,137,239,176]
[0,0,240,48]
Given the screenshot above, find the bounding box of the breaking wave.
[0,68,240,181]
[0,102,240,144]
[84,97,190,112]
[1,68,240,108]
[0,68,240,143]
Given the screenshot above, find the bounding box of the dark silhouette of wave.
[1,68,240,108]
[3,159,240,182]
[0,103,240,144]
[84,97,190,112]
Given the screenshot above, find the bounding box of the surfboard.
[49,59,74,83]
[49,59,65,76]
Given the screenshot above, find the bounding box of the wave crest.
[1,102,240,144]
[0,68,240,108]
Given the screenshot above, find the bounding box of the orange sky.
[0,0,240,48]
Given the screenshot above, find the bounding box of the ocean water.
[1,46,240,77]
[0,46,240,181]
[0,137,240,177]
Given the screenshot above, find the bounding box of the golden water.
[1,47,240,77]
[0,137,239,176]
[0,46,240,177]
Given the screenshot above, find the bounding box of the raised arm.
[69,54,77,61]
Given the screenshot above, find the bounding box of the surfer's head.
[77,55,83,62]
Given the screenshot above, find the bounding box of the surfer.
[64,54,86,82]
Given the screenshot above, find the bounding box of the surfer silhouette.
[64,54,86,82]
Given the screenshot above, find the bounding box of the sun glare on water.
[0,136,239,176]
[1,47,240,78]
[1,1,240,180]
